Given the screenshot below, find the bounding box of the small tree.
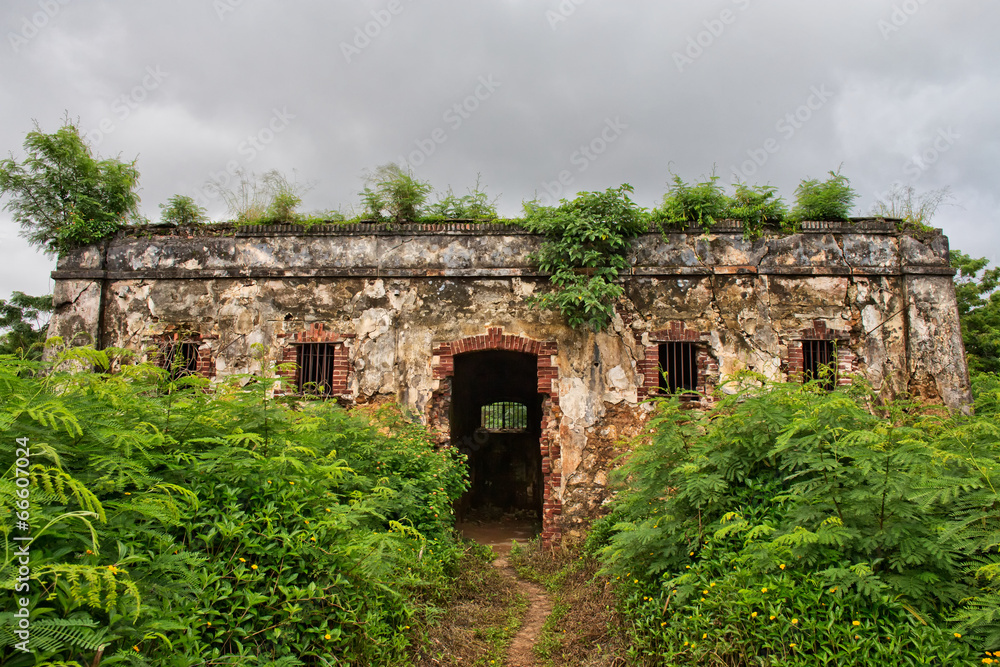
[360,163,432,222]
[0,121,141,254]
[789,170,857,221]
[0,291,52,357]
[159,195,209,226]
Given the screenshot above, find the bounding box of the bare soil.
[494,554,554,667]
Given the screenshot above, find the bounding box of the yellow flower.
[770,615,776,620]
[686,565,691,569]
[709,583,715,587]
[325,633,331,640]
[326,508,331,512]
[779,564,786,570]
[124,492,131,495]
[703,590,709,595]
[86,549,93,555]
[133,645,139,652]
[829,586,838,593]
[207,621,212,627]
[239,557,246,562]
[305,520,310,524]
[791,619,798,625]
[954,633,962,638]
[689,551,694,556]
[251,564,258,570]
[702,633,707,639]
[852,620,860,626]
[290,481,295,485]
[310,536,316,542]
[751,612,758,618]
[790,643,797,648]
[684,641,689,646]
[761,587,768,593]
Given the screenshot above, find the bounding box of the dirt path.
[457,521,555,666]
[493,554,553,667]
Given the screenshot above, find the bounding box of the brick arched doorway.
[431,328,562,543]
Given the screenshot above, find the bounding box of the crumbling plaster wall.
[48,221,971,538]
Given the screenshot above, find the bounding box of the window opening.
[296,343,337,396]
[480,401,528,432]
[163,341,199,380]
[659,342,698,395]
[802,339,836,390]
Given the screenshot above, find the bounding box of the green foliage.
[0,121,141,254]
[789,170,858,222]
[158,195,209,226]
[654,174,731,231]
[951,250,1000,375]
[425,178,499,221]
[0,291,51,358]
[360,163,433,223]
[590,379,1000,663]
[728,183,792,237]
[652,176,792,238]
[0,348,468,665]
[522,184,647,331]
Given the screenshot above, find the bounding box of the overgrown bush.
[360,163,432,223]
[789,170,858,221]
[653,175,731,231]
[425,180,498,221]
[0,347,468,665]
[728,183,791,237]
[523,184,647,331]
[159,195,209,226]
[590,377,1000,665]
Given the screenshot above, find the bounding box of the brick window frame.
[430,327,563,544]
[785,320,855,388]
[277,323,354,397]
[152,331,216,378]
[641,322,717,401]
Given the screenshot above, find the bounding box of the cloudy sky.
[1,1,997,301]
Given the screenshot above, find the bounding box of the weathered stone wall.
[48,220,971,540]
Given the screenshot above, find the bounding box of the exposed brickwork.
[785,319,855,387]
[430,327,563,544]
[276,323,354,396]
[151,331,216,378]
[641,322,719,405]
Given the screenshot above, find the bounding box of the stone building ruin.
[47,219,972,542]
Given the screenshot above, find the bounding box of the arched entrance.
[430,328,562,543]
[451,351,543,522]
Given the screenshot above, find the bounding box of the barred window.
[802,339,836,390]
[480,401,528,431]
[296,343,337,396]
[659,342,698,395]
[162,341,199,380]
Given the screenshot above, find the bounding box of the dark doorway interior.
[451,351,543,524]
